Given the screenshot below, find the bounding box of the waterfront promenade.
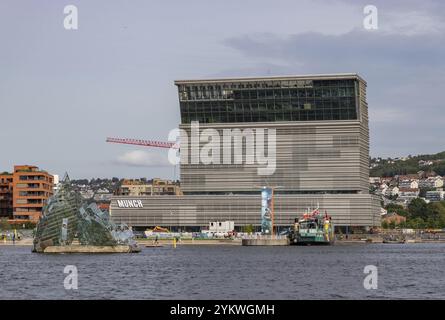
[2,235,445,247]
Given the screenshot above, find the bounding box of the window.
[179,79,358,123]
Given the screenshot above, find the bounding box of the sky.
[1,0,444,179]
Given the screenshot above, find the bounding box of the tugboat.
[288,207,335,245]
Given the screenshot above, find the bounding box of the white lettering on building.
[117,200,143,208]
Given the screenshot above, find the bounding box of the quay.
[41,245,141,253]
[3,236,445,248]
[241,238,289,246]
[139,239,241,246]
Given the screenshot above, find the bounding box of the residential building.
[151,178,182,196]
[399,179,419,189]
[397,174,420,181]
[418,176,444,189]
[53,174,60,193]
[369,177,381,184]
[117,178,182,196]
[425,191,445,202]
[398,188,419,203]
[0,173,13,218]
[419,160,433,167]
[93,189,113,202]
[381,177,394,185]
[11,165,54,222]
[384,186,399,197]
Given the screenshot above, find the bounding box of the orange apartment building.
[0,173,13,218]
[0,165,54,223]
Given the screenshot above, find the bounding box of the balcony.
[19,176,47,181]
[18,191,47,197]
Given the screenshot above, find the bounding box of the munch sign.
[117,200,143,208]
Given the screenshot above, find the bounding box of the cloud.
[222,28,445,157]
[114,150,172,168]
[223,29,445,69]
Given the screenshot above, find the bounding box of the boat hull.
[289,235,335,245]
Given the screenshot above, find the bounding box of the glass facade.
[178,79,358,124]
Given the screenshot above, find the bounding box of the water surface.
[0,244,444,299]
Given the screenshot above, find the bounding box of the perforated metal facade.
[111,74,380,228]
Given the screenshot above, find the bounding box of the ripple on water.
[1,244,445,299]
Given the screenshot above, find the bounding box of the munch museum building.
[110,74,381,231]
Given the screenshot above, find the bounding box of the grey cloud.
[223,29,445,157]
[223,29,445,67]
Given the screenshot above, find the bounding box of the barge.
[288,207,335,245]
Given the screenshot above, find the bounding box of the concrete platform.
[138,239,241,246]
[145,244,164,248]
[242,238,289,246]
[42,245,141,253]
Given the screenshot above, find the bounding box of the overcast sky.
[1,0,444,179]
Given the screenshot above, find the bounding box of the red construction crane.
[106,137,180,149]
[106,137,181,180]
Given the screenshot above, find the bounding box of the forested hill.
[370,151,445,177]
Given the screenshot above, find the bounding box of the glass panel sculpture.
[33,174,137,252]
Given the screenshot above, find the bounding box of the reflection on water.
[1,244,445,299]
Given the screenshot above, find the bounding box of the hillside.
[370,151,445,177]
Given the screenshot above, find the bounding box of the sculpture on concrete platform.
[33,174,137,253]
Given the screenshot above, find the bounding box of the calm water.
[0,244,444,299]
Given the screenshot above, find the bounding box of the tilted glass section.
[33,175,82,250]
[33,174,137,252]
[178,79,358,123]
[77,203,136,247]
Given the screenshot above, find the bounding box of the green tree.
[426,202,445,228]
[243,224,255,234]
[407,217,425,229]
[0,218,9,230]
[385,204,409,217]
[408,198,430,220]
[426,217,439,229]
